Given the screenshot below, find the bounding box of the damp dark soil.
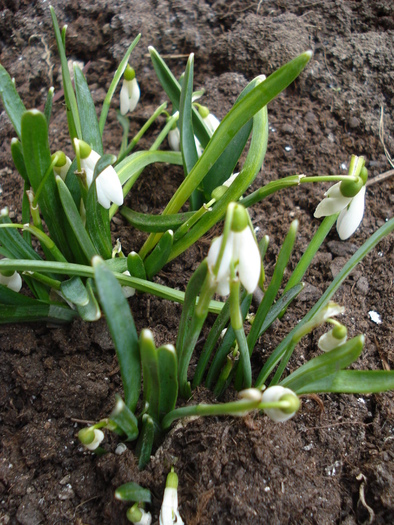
[0,1,393,524]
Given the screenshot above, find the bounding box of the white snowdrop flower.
[127,505,152,525]
[197,104,220,135]
[74,139,123,209]
[207,204,261,296]
[318,325,348,352]
[261,386,300,423]
[0,264,22,293]
[120,65,140,115]
[314,156,367,240]
[78,427,104,451]
[168,127,180,151]
[223,172,240,188]
[52,151,72,181]
[314,303,345,325]
[122,270,136,298]
[160,468,184,525]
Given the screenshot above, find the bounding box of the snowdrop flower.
[197,104,220,135]
[314,156,367,240]
[207,204,261,296]
[74,139,123,209]
[127,504,152,525]
[78,427,104,451]
[160,467,184,525]
[122,270,136,298]
[0,264,22,293]
[52,151,72,181]
[261,386,300,423]
[318,324,348,352]
[223,172,240,188]
[168,126,180,151]
[120,65,140,115]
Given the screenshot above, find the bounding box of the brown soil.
[0,1,393,524]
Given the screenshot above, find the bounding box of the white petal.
[122,271,136,298]
[223,172,239,188]
[81,150,100,187]
[206,234,233,296]
[96,165,124,208]
[314,189,352,219]
[204,113,220,134]
[120,82,130,115]
[261,385,297,423]
[159,487,183,525]
[336,185,366,240]
[315,303,345,324]
[0,271,22,292]
[318,329,347,352]
[168,128,180,151]
[85,429,104,450]
[127,78,140,112]
[235,228,261,294]
[194,136,203,157]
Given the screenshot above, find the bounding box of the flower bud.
[261,386,300,423]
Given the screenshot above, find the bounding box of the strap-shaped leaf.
[44,87,54,126]
[139,329,160,423]
[115,150,182,186]
[158,345,178,420]
[56,176,97,262]
[121,206,194,233]
[110,395,139,441]
[0,211,42,261]
[0,302,76,324]
[0,64,26,139]
[75,277,101,321]
[94,257,140,412]
[10,139,28,183]
[74,64,103,154]
[295,370,394,395]
[144,230,173,279]
[60,276,89,306]
[127,252,146,280]
[135,414,155,470]
[280,335,365,392]
[21,110,74,260]
[115,482,151,503]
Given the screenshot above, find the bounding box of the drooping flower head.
[73,139,123,209]
[120,65,140,115]
[197,104,220,135]
[318,323,348,352]
[78,426,104,451]
[207,203,261,296]
[314,155,367,240]
[0,261,22,293]
[52,150,72,181]
[261,385,300,423]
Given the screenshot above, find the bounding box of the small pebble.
[368,311,382,324]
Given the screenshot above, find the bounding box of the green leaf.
[21,110,74,260]
[158,345,178,420]
[74,64,103,154]
[60,276,89,306]
[127,252,146,280]
[0,64,26,139]
[139,329,160,422]
[0,302,76,324]
[56,176,97,262]
[10,138,28,183]
[121,206,194,233]
[75,277,101,321]
[115,150,182,186]
[295,370,394,395]
[94,257,141,412]
[44,87,54,126]
[280,335,365,392]
[50,7,82,140]
[99,34,141,136]
[144,230,173,279]
[0,211,42,261]
[85,155,114,260]
[110,395,139,441]
[135,414,155,470]
[115,482,151,503]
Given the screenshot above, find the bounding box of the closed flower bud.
[261,386,300,423]
[120,65,140,115]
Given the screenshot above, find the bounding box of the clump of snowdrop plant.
[0,6,393,524]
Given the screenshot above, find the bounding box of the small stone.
[327,240,358,257]
[348,116,360,128]
[305,111,318,124]
[330,257,347,277]
[297,282,321,302]
[58,484,75,500]
[282,123,294,134]
[356,276,369,295]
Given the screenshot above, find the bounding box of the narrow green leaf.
[0,285,40,306]
[50,7,82,140]
[56,176,97,262]
[140,329,160,423]
[144,230,173,279]
[110,395,139,441]
[60,276,89,306]
[74,64,103,154]
[115,150,182,186]
[75,277,101,321]
[127,252,146,280]
[0,211,42,260]
[44,87,55,126]
[295,370,394,395]
[99,34,141,135]
[0,64,26,139]
[0,303,76,324]
[158,345,178,420]
[135,414,155,470]
[115,482,151,503]
[21,110,74,260]
[10,138,28,183]
[121,206,194,233]
[94,257,140,412]
[280,335,365,392]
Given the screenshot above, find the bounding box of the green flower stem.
[0,259,224,314]
[255,217,394,388]
[116,102,168,164]
[22,271,62,290]
[173,199,215,243]
[26,190,43,230]
[161,398,294,429]
[32,154,59,207]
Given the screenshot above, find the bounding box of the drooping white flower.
[127,504,152,525]
[74,139,123,209]
[0,264,22,293]
[78,427,104,451]
[160,468,184,525]
[122,270,136,298]
[52,151,72,181]
[314,157,367,240]
[197,104,220,136]
[168,127,180,151]
[223,172,240,188]
[207,205,261,296]
[261,385,300,423]
[318,324,348,352]
[120,65,140,115]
